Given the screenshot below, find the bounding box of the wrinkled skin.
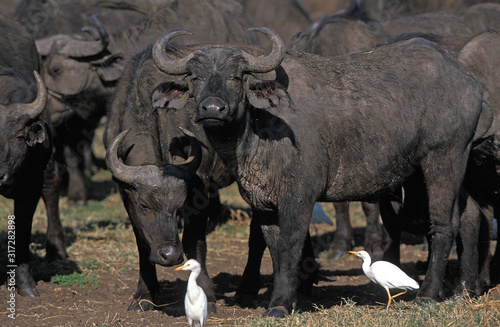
[35,0,259,205]
[0,15,66,298]
[458,31,500,284]
[152,29,483,316]
[12,0,153,38]
[241,0,311,44]
[459,3,500,35]
[103,48,233,313]
[304,11,474,57]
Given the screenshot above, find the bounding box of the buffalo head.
[106,127,202,266]
[35,15,125,121]
[0,71,49,194]
[151,27,286,129]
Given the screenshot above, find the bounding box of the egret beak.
[175,263,188,271]
[348,251,360,256]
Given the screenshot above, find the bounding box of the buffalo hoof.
[262,306,288,318]
[208,302,217,314]
[236,294,257,308]
[127,299,154,312]
[19,287,40,297]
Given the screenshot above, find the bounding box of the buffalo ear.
[93,54,126,82]
[26,121,47,146]
[246,80,286,109]
[152,82,190,110]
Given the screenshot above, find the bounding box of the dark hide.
[12,0,152,38]
[0,15,66,297]
[103,48,233,313]
[329,201,386,260]
[153,33,483,315]
[304,11,473,57]
[459,3,500,35]
[241,0,312,44]
[35,0,259,205]
[359,0,500,16]
[458,31,500,284]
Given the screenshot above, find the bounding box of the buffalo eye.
[15,133,25,142]
[191,74,205,82]
[227,73,241,81]
[49,65,62,77]
[139,202,150,212]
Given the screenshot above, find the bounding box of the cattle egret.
[175,259,208,327]
[349,250,419,309]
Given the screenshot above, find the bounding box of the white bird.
[175,259,208,327]
[349,250,420,309]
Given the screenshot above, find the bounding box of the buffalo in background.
[2,0,500,320]
[31,0,258,205]
[0,15,66,298]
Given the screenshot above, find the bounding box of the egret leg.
[385,288,392,310]
[386,289,408,309]
[392,289,408,300]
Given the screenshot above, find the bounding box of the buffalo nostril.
[159,247,173,261]
[158,245,183,264]
[202,97,227,112]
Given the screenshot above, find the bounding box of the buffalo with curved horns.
[151,27,485,316]
[0,15,66,297]
[103,46,235,313]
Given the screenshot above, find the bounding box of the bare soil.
[0,212,438,327]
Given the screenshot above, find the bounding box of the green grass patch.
[52,272,99,290]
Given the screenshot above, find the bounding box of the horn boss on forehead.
[152,27,286,75]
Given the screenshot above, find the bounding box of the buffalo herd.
[1,0,500,319]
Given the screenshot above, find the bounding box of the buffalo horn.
[106,130,164,187]
[242,27,285,73]
[152,30,194,75]
[40,14,109,58]
[24,71,47,119]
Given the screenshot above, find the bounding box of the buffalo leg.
[264,199,315,317]
[362,202,385,256]
[416,152,468,302]
[455,193,483,296]
[63,145,87,206]
[329,202,353,259]
[236,213,267,307]
[14,187,42,297]
[379,191,403,267]
[297,231,319,297]
[42,159,67,261]
[128,227,159,312]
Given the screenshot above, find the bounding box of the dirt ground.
[0,212,441,327]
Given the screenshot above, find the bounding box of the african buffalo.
[0,15,66,297]
[34,0,259,205]
[151,27,483,316]
[240,0,312,44]
[458,31,500,283]
[103,42,319,313]
[459,3,500,35]
[12,0,153,38]
[102,46,234,313]
[304,11,474,57]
